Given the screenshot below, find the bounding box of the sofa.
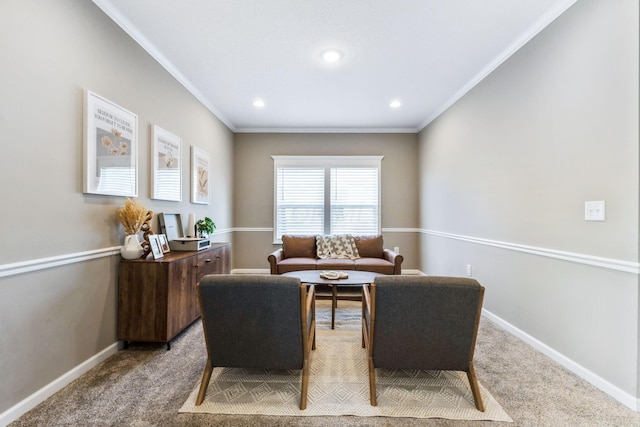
[268,234,403,275]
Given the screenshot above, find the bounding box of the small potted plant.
[196,217,216,238]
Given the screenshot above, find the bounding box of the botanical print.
[197,163,208,198]
[157,137,179,169]
[96,128,132,177]
[191,146,210,204]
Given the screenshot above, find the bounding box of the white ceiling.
[94,0,577,133]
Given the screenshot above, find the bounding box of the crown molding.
[418,0,578,131]
[91,0,236,132]
[234,127,420,134]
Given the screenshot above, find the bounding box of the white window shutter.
[275,167,324,238]
[273,156,382,242]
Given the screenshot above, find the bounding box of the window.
[273,156,382,242]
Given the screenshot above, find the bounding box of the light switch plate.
[585,201,605,221]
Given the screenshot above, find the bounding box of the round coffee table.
[282,270,383,329]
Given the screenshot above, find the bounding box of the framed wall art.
[191,146,210,204]
[83,90,138,197]
[151,125,182,201]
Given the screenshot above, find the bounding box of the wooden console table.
[118,242,230,349]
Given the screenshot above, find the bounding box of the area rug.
[179,326,512,421]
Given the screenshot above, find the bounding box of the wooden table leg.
[331,285,337,329]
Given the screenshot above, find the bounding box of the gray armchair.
[196,274,316,409]
[362,275,485,411]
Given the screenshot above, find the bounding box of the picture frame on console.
[149,235,164,259]
[158,234,170,253]
[151,125,182,201]
[83,90,138,197]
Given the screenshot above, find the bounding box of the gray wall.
[418,0,639,403]
[233,133,420,270]
[0,0,233,416]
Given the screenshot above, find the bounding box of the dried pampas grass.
[118,198,148,235]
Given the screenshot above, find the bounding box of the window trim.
[272,155,383,243]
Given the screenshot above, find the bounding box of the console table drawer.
[196,244,230,283]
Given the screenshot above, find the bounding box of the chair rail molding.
[421,229,640,275]
[233,227,419,233]
[0,247,121,279]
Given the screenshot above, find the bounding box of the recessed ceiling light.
[252,99,265,108]
[390,100,402,108]
[322,50,342,62]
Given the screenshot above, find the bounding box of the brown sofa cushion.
[282,235,317,259]
[278,258,317,273]
[317,258,356,270]
[355,258,395,274]
[354,235,384,258]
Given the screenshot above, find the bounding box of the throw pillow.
[316,235,332,259]
[282,235,317,258]
[328,234,360,259]
[354,235,384,258]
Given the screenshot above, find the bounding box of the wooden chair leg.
[195,359,213,406]
[467,363,485,412]
[368,357,377,406]
[300,357,310,410]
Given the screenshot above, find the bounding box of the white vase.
[121,234,143,260]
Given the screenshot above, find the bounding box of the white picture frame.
[191,146,210,204]
[158,234,170,253]
[151,125,182,201]
[149,235,164,259]
[83,90,138,197]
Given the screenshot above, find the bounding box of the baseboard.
[0,342,119,427]
[482,308,639,412]
[401,269,424,275]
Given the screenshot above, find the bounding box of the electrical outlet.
[466,265,472,277]
[394,246,400,254]
[585,201,605,221]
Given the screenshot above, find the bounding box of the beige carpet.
[180,327,512,422]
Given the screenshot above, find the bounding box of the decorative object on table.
[148,235,164,259]
[139,209,154,259]
[158,213,211,252]
[83,90,138,197]
[158,234,170,253]
[121,235,144,260]
[117,198,153,259]
[195,216,216,238]
[151,125,182,201]
[186,213,196,237]
[320,271,349,280]
[190,146,210,204]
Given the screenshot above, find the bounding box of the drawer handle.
[205,258,212,263]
